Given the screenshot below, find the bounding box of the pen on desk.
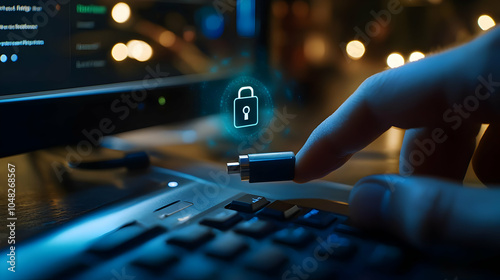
[227,151,295,183]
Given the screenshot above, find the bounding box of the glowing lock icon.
[234,86,258,128]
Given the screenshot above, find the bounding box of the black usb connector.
[227,151,295,183]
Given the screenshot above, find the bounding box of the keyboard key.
[173,255,218,280]
[200,209,242,230]
[167,225,215,250]
[233,217,275,239]
[272,227,314,247]
[319,234,357,260]
[295,209,337,228]
[227,194,269,213]
[205,232,248,260]
[245,245,288,274]
[88,222,166,257]
[368,244,405,272]
[259,201,301,220]
[132,249,179,271]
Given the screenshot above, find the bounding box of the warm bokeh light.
[159,31,176,47]
[292,1,309,19]
[387,53,405,68]
[111,43,128,61]
[478,15,495,31]
[272,1,289,19]
[409,51,425,62]
[346,40,365,60]
[127,40,153,62]
[183,30,196,42]
[111,3,131,23]
[304,35,326,63]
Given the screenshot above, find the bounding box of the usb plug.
[227,151,295,183]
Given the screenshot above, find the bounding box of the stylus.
[227,151,295,183]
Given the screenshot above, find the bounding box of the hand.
[294,28,500,255]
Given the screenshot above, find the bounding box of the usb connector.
[227,151,295,183]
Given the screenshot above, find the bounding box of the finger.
[349,174,500,255]
[294,28,500,183]
[399,122,480,181]
[473,124,500,185]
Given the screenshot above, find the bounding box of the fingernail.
[348,180,391,230]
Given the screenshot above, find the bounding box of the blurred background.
[137,0,498,186]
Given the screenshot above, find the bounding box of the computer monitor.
[0,0,270,157]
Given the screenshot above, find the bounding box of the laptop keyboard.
[8,167,497,280]
[36,189,453,280]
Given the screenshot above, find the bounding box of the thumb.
[348,174,500,256]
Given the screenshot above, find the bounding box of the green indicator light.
[158,97,166,106]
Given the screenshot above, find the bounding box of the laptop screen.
[0,0,259,100]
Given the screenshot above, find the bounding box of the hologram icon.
[234,86,258,128]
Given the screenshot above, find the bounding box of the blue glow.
[0,54,7,63]
[202,14,224,39]
[274,70,282,79]
[210,66,218,73]
[168,181,179,188]
[207,139,216,147]
[237,0,255,37]
[283,127,291,135]
[304,209,319,218]
[138,102,145,111]
[219,76,274,140]
[11,54,18,62]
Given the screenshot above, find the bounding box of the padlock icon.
[234,86,259,128]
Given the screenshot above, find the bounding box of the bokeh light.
[127,40,153,62]
[292,1,309,19]
[202,14,224,39]
[346,40,365,60]
[111,3,131,23]
[387,53,405,68]
[159,30,176,47]
[304,35,326,63]
[272,1,289,19]
[111,43,128,61]
[409,51,425,62]
[478,15,495,31]
[183,29,196,42]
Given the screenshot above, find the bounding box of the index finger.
[294,28,500,183]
